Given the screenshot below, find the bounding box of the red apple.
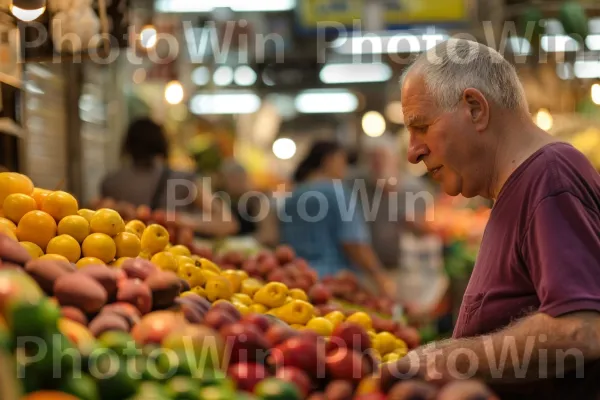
[372,315,398,334]
[265,324,298,348]
[331,322,371,352]
[275,366,311,398]
[308,283,331,305]
[324,380,354,400]
[388,380,438,400]
[221,251,244,267]
[152,209,167,226]
[326,347,370,383]
[228,362,269,392]
[241,313,271,333]
[275,245,296,265]
[190,245,213,260]
[272,336,326,379]
[255,249,273,263]
[242,259,260,277]
[221,323,270,365]
[257,256,278,277]
[177,227,195,247]
[204,308,237,332]
[136,205,152,223]
[267,269,286,283]
[294,258,310,271]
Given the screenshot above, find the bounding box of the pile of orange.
[0,172,171,268]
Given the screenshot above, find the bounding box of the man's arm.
[387,311,600,385]
[342,242,395,298]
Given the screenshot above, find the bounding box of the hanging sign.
[298,0,468,30]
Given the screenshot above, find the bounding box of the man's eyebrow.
[405,115,426,126]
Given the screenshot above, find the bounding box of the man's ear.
[462,88,490,132]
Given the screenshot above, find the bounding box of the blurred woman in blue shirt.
[279,141,394,297]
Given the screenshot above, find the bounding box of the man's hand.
[379,311,600,391]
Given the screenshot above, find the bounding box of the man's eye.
[414,126,428,133]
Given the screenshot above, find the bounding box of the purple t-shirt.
[453,142,600,398]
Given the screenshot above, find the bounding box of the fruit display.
[0,172,500,399]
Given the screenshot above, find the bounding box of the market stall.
[0,171,504,399]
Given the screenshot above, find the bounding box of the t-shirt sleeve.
[335,185,371,244]
[523,192,600,317]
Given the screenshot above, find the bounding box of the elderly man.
[381,39,600,399]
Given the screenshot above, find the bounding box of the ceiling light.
[535,108,553,131]
[319,63,392,84]
[140,25,157,49]
[156,0,295,13]
[385,102,404,124]
[574,61,600,79]
[10,0,46,22]
[234,65,257,86]
[331,31,448,55]
[592,84,600,105]
[541,35,581,52]
[585,34,600,51]
[190,92,261,115]
[362,111,386,137]
[213,66,234,86]
[295,90,359,114]
[272,138,296,160]
[508,37,532,56]
[192,66,210,86]
[165,81,184,105]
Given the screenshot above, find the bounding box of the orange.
[82,233,116,264]
[57,215,90,243]
[76,257,105,268]
[0,172,34,204]
[77,208,95,222]
[150,251,178,272]
[346,311,373,331]
[16,210,57,249]
[113,232,141,258]
[41,191,78,222]
[3,193,37,223]
[305,317,334,336]
[46,234,81,263]
[39,254,70,263]
[90,208,125,237]
[31,188,52,209]
[168,244,191,257]
[0,217,16,234]
[124,219,146,238]
[20,241,44,259]
[0,225,17,241]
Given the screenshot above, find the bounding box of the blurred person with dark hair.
[276,140,395,297]
[217,160,278,245]
[100,118,238,237]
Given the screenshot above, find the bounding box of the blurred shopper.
[382,39,600,399]
[217,160,278,245]
[100,118,238,238]
[358,138,448,315]
[278,140,394,297]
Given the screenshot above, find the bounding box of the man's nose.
[407,135,429,164]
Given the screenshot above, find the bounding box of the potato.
[25,259,70,295]
[179,278,190,293]
[122,258,157,280]
[61,306,89,326]
[116,279,153,315]
[100,302,142,328]
[388,380,438,400]
[0,234,31,265]
[145,270,181,310]
[54,273,107,314]
[89,313,130,337]
[79,265,125,302]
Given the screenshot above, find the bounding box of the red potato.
[144,270,181,310]
[0,233,31,265]
[89,313,130,337]
[117,279,153,315]
[61,306,88,326]
[54,273,108,314]
[25,259,70,295]
[79,264,125,302]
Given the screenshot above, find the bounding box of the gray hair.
[402,38,528,112]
